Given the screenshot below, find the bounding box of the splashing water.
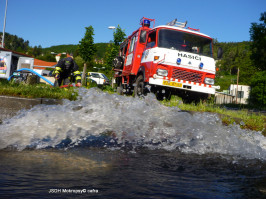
[0,88,265,160]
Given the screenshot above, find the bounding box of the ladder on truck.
[166,19,187,28]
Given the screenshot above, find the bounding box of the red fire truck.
[113,17,222,101]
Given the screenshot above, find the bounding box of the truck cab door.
[140,30,157,79]
[124,32,138,72]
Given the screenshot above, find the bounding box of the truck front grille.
[172,68,203,83]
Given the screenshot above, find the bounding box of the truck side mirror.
[217,47,223,59]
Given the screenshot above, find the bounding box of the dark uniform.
[53,56,81,86]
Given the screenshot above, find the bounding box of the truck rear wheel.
[134,75,145,97]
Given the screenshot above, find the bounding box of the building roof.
[34,59,57,67]
[33,59,57,70]
[0,47,32,58]
[33,58,57,69]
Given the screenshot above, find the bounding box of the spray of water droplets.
[0,87,265,160]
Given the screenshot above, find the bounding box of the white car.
[87,72,110,85]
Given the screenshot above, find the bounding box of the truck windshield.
[158,29,213,57]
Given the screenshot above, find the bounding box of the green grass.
[0,79,78,100]
[161,95,266,135]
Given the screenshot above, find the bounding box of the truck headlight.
[157,69,168,77]
[205,77,214,85]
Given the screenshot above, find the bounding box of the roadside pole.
[236,67,239,104]
[1,0,8,48]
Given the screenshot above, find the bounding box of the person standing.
[53,53,81,87]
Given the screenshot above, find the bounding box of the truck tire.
[113,56,124,69]
[134,75,145,97]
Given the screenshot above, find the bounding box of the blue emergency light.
[199,62,204,69]
[177,58,181,65]
[143,19,150,27]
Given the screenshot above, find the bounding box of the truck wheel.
[134,75,145,97]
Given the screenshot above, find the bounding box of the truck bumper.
[149,77,219,95]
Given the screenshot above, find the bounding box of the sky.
[0,0,265,48]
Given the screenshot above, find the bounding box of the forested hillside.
[213,41,255,89]
[42,43,109,60]
[0,32,30,52]
[43,44,78,55]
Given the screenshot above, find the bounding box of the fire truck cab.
[113,17,222,101]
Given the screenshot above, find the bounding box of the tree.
[250,12,266,71]
[103,25,126,77]
[32,45,42,57]
[113,25,126,46]
[36,54,56,62]
[103,43,119,77]
[214,41,253,77]
[0,32,30,52]
[249,71,266,109]
[74,56,85,71]
[78,26,96,83]
[248,12,266,108]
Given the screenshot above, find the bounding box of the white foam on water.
[0,87,265,160]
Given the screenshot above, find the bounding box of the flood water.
[0,88,266,198]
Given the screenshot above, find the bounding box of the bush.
[249,71,266,109]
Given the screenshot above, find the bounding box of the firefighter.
[53,53,81,87]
